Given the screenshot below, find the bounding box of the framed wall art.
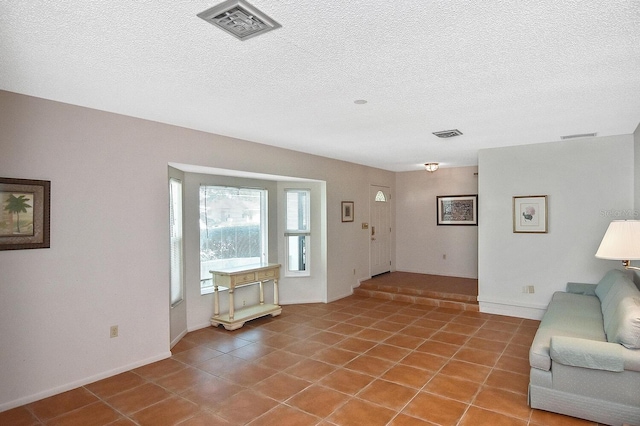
[0,177,50,250]
[436,195,478,226]
[341,201,354,222]
[513,195,547,233]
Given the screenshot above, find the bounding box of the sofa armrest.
[566,282,597,296]
[550,336,624,372]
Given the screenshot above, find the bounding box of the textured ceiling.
[1,1,639,171]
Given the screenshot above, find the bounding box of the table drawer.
[256,268,278,280]
[233,272,256,285]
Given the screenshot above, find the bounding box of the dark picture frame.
[513,195,548,233]
[341,201,354,222]
[0,177,50,250]
[436,194,478,226]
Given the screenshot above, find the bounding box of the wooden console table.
[210,263,282,330]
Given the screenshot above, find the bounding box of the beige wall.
[0,90,394,410]
[395,166,479,278]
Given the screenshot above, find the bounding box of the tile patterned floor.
[1,294,607,425]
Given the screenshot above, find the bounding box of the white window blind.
[169,178,184,306]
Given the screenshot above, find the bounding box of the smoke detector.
[432,129,463,138]
[198,0,281,41]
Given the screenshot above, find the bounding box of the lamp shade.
[595,220,640,260]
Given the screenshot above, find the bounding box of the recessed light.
[354,100,367,104]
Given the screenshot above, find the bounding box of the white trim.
[170,329,188,349]
[327,290,354,303]
[280,298,325,305]
[396,268,478,280]
[0,351,171,412]
[188,322,214,332]
[478,297,547,320]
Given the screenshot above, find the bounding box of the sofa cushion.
[596,273,640,341]
[550,336,624,372]
[594,269,629,303]
[566,282,597,296]
[608,296,640,349]
[530,291,606,371]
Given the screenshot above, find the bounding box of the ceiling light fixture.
[197,0,281,41]
[354,99,367,104]
[424,163,439,173]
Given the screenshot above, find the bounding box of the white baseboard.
[478,297,547,320]
[395,268,478,280]
[170,329,189,349]
[327,290,354,303]
[0,351,172,413]
[188,322,213,332]
[280,298,325,305]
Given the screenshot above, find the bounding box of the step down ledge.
[354,288,479,312]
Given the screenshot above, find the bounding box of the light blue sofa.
[529,269,640,426]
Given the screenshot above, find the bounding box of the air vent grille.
[560,132,597,140]
[198,0,281,41]
[432,129,463,138]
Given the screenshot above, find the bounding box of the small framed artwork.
[436,195,478,226]
[513,195,548,233]
[341,201,354,222]
[0,177,51,250]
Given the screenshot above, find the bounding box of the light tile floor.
[1,294,607,425]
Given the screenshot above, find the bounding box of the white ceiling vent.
[197,0,281,41]
[560,132,597,140]
[432,129,463,138]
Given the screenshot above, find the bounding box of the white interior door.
[370,185,391,277]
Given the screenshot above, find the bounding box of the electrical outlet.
[110,325,118,338]
[522,285,535,294]
[242,300,246,306]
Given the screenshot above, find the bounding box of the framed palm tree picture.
[0,177,50,250]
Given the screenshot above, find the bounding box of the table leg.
[229,287,235,321]
[273,278,279,306]
[213,283,220,318]
[259,280,264,305]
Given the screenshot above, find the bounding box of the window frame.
[199,185,268,294]
[284,188,311,277]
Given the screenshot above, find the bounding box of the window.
[169,178,184,306]
[375,190,387,202]
[199,186,267,293]
[285,189,310,276]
